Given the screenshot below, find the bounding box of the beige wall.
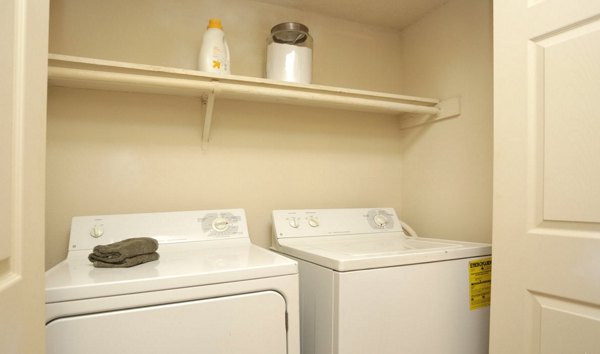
[49,0,404,92]
[46,0,406,268]
[46,0,493,269]
[399,0,493,242]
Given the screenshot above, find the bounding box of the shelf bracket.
[399,96,461,129]
[201,88,216,149]
[437,96,461,120]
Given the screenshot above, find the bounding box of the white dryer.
[271,208,492,354]
[46,209,300,354]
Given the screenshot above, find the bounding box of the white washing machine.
[271,208,492,354]
[46,209,300,354]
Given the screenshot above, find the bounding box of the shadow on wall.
[47,87,406,154]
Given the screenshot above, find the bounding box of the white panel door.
[491,1,600,353]
[0,0,48,353]
[47,291,288,354]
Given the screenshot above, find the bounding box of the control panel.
[272,208,406,239]
[69,209,248,252]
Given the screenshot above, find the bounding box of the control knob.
[90,224,104,238]
[212,217,231,232]
[373,214,389,228]
[288,218,300,228]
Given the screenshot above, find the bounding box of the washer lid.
[274,233,491,271]
[46,239,297,303]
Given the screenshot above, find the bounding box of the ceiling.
[250,0,451,31]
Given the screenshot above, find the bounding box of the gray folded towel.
[88,237,159,267]
[91,252,160,268]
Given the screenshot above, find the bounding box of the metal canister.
[266,22,313,84]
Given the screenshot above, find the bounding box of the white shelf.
[48,54,460,147]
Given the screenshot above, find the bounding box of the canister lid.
[271,22,309,34]
[270,22,310,44]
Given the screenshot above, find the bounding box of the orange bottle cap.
[207,18,223,29]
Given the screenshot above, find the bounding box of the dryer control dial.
[201,212,241,237]
[307,216,319,228]
[90,224,104,238]
[212,217,231,232]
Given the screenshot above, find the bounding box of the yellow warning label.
[469,257,492,310]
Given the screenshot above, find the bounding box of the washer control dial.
[373,214,389,228]
[366,209,395,230]
[307,216,319,228]
[288,217,300,228]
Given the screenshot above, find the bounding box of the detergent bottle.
[198,18,230,74]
